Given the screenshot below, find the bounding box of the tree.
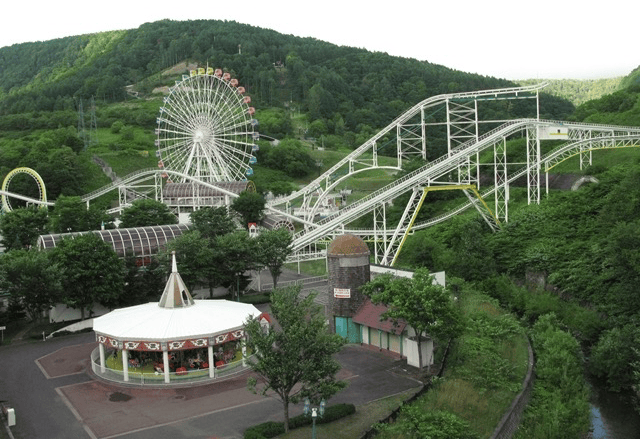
[52,234,125,319]
[0,206,49,251]
[119,199,178,228]
[361,268,463,371]
[189,206,235,240]
[231,191,265,228]
[255,228,293,289]
[0,249,61,321]
[245,286,346,432]
[215,231,256,299]
[161,230,210,293]
[50,195,109,233]
[590,324,640,392]
[121,257,166,306]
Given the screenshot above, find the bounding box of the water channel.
[589,378,640,438]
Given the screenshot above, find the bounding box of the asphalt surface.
[0,332,422,439]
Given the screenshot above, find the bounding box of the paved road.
[0,333,421,439]
[0,332,96,439]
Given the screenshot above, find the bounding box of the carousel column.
[99,343,106,373]
[208,337,215,378]
[242,339,247,367]
[122,347,129,382]
[162,343,170,383]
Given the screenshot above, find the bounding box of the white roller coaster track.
[267,83,550,218]
[4,83,640,269]
[287,119,640,253]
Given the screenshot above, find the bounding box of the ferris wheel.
[155,68,259,183]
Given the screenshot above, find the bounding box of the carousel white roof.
[93,252,261,342]
[92,299,261,341]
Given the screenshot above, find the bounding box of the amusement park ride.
[2,71,640,267]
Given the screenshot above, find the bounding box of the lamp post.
[303,398,325,439]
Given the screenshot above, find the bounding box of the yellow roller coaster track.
[1,167,48,212]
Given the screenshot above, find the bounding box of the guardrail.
[260,275,328,292]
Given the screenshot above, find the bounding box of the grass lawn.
[372,292,530,439]
[276,388,419,439]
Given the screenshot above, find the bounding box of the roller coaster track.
[287,119,640,253]
[267,83,550,220]
[4,83,640,268]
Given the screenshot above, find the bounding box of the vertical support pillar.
[527,125,541,205]
[373,203,386,265]
[99,343,106,374]
[242,339,247,367]
[122,348,129,382]
[396,124,403,169]
[445,98,452,156]
[545,170,549,196]
[208,340,215,379]
[420,108,427,161]
[162,344,170,383]
[494,137,509,223]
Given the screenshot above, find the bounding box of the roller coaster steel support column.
[463,188,500,232]
[527,125,541,205]
[579,130,592,170]
[446,98,479,154]
[155,173,163,202]
[421,107,427,161]
[384,187,424,266]
[387,184,499,266]
[494,137,509,223]
[373,203,387,265]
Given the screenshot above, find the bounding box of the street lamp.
[303,398,325,439]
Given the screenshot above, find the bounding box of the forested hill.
[0,19,570,123]
[518,78,624,106]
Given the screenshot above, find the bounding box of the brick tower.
[327,234,370,342]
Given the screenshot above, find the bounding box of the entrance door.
[347,318,361,343]
[335,316,348,339]
[335,317,362,343]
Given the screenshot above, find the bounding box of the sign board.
[539,126,569,140]
[0,326,5,330]
[333,288,351,299]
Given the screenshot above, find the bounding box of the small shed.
[353,298,434,368]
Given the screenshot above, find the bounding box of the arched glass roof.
[37,224,191,258]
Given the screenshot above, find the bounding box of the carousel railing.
[90,347,254,385]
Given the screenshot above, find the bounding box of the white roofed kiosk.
[92,252,265,385]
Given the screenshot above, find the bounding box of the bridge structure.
[3,83,640,267]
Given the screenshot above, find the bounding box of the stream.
[589,379,640,438]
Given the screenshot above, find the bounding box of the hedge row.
[244,403,356,438]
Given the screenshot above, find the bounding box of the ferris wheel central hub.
[193,130,205,143]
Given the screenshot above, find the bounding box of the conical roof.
[158,252,195,308]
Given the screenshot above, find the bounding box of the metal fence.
[90,347,253,386]
[260,275,328,292]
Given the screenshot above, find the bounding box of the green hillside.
[518,77,624,106]
[0,18,576,201]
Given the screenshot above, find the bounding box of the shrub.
[319,403,356,423]
[243,421,284,439]
[243,403,356,438]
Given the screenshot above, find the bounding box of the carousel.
[91,252,267,385]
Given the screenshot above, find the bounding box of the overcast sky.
[1,0,637,80]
